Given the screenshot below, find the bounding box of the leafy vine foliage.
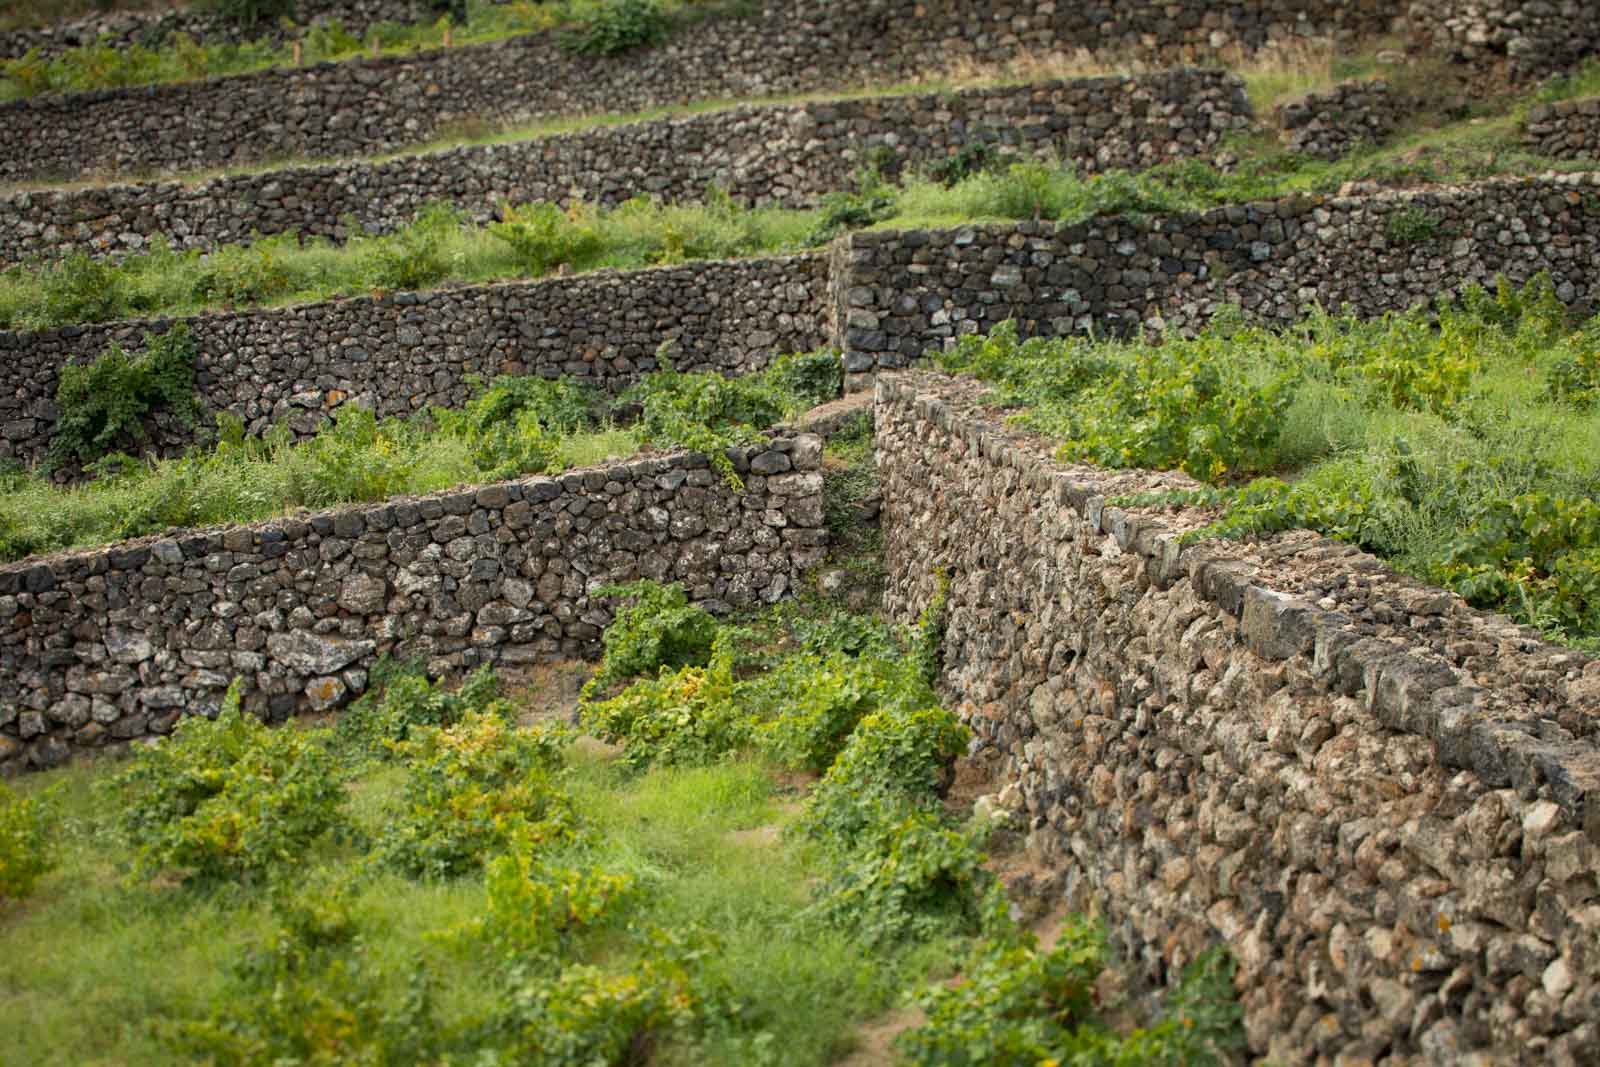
[51,323,202,466]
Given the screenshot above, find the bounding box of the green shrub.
[561,0,669,56]
[0,780,54,902]
[763,348,843,412]
[748,651,924,773]
[807,799,991,946]
[1384,206,1444,245]
[927,141,1001,187]
[454,374,597,436]
[492,940,715,1064]
[897,919,1245,1067]
[466,847,637,959]
[488,200,605,274]
[105,682,345,882]
[333,661,513,761]
[580,633,749,772]
[157,875,445,1064]
[378,711,574,879]
[51,323,202,466]
[190,234,297,306]
[36,252,127,326]
[583,580,721,699]
[625,350,797,484]
[796,703,969,850]
[357,203,462,291]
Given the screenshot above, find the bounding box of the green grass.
[0,746,954,1067]
[9,52,1590,336]
[0,594,1247,1065]
[937,278,1600,648]
[0,351,842,563]
[0,198,817,330]
[0,0,739,102]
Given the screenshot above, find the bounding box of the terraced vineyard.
[2,2,1600,1064]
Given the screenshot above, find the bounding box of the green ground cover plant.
[0,352,833,563]
[0,590,1244,1065]
[0,0,737,100]
[8,95,1593,333]
[0,778,54,902]
[937,277,1600,648]
[0,196,815,330]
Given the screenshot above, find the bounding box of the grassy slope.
[1,748,954,1066]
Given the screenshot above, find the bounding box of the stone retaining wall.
[1412,0,1600,77]
[877,372,1600,1065]
[0,434,827,771]
[0,71,1251,266]
[0,0,1394,184]
[836,174,1600,387]
[0,254,830,469]
[0,0,421,60]
[1524,97,1600,161]
[1276,79,1402,160]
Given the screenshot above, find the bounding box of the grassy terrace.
[936,278,1600,650]
[0,350,848,563]
[0,0,736,101]
[6,84,1600,334]
[0,583,1245,1065]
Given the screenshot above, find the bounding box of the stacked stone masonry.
[0,436,828,771]
[1524,97,1600,161]
[0,72,1252,266]
[0,0,424,60]
[1276,79,1402,161]
[1411,0,1600,77]
[0,255,830,470]
[837,174,1600,386]
[0,0,1398,184]
[877,373,1600,1066]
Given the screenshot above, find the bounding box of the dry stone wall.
[836,174,1600,385]
[1525,97,1600,161]
[0,435,827,771]
[1412,0,1600,77]
[0,254,829,469]
[877,373,1600,1066]
[0,0,1393,184]
[0,72,1252,266]
[0,0,422,60]
[1276,79,1402,160]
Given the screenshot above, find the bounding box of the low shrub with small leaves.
[806,800,991,946]
[333,661,512,762]
[105,682,344,883]
[0,780,54,902]
[489,930,727,1065]
[51,323,202,466]
[560,0,669,56]
[580,633,749,772]
[749,650,936,773]
[378,711,574,879]
[896,915,1245,1067]
[466,846,637,959]
[157,875,445,1065]
[795,703,969,851]
[583,580,721,700]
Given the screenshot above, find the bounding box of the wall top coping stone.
[878,371,1600,843]
[0,433,821,579]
